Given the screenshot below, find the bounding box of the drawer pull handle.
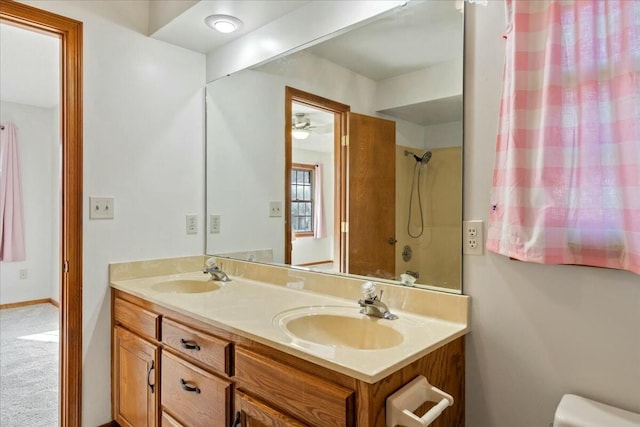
[180,338,201,351]
[231,411,241,427]
[146,360,155,393]
[180,378,201,394]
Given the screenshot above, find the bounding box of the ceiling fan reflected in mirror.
[292,113,314,140]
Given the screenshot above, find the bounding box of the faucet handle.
[361,281,377,299]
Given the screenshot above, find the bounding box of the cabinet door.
[234,391,307,427]
[114,326,158,427]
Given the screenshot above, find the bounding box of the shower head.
[421,151,432,164]
[404,150,432,164]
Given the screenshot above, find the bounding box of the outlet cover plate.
[186,215,198,235]
[209,214,221,234]
[463,220,484,255]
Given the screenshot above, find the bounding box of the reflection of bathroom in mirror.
[206,0,463,293]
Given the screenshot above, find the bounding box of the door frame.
[0,1,83,426]
[284,87,349,268]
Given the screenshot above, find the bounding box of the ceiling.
[306,0,463,81]
[0,23,60,108]
[150,0,309,54]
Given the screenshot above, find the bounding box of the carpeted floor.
[0,303,59,426]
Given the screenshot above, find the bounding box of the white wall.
[424,121,462,150]
[464,2,640,426]
[19,1,205,424]
[0,102,57,304]
[375,59,463,112]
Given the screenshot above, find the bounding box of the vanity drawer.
[162,318,231,376]
[161,351,232,427]
[161,410,184,427]
[113,297,159,341]
[235,348,355,427]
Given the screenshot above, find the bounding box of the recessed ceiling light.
[204,15,243,34]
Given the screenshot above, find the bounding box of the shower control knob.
[388,237,397,245]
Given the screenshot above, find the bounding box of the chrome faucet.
[358,282,398,320]
[203,263,231,282]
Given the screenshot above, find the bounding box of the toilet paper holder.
[386,375,454,427]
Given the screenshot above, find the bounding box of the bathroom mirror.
[206,0,463,293]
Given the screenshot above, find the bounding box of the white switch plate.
[186,215,198,235]
[209,214,221,234]
[269,201,282,217]
[463,220,484,255]
[89,197,114,219]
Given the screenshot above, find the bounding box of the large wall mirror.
[206,0,463,294]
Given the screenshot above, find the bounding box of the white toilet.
[554,394,640,427]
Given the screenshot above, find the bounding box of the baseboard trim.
[0,298,59,310]
[97,421,117,427]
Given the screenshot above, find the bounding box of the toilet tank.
[554,394,640,427]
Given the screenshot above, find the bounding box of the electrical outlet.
[269,201,282,217]
[210,214,221,234]
[186,215,198,235]
[89,197,114,219]
[19,269,28,280]
[463,220,484,255]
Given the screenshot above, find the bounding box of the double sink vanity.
[110,256,469,427]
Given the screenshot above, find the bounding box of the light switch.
[269,201,282,217]
[89,197,114,219]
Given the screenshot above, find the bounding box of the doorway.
[284,87,349,271]
[0,1,83,426]
[285,87,397,277]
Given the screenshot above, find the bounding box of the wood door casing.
[346,113,396,278]
[284,87,350,267]
[0,2,83,425]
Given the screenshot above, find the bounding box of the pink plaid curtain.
[487,0,640,275]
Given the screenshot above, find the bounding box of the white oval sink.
[274,306,404,350]
[151,279,220,294]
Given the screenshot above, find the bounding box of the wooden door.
[234,391,307,427]
[346,113,396,278]
[113,326,158,427]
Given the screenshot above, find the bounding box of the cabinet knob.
[179,378,201,394]
[180,338,201,351]
[146,360,155,393]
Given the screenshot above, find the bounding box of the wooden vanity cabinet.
[234,390,306,427]
[112,298,161,427]
[234,347,355,427]
[160,317,233,426]
[161,350,232,426]
[112,289,465,427]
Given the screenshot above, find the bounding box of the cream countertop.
[111,269,469,384]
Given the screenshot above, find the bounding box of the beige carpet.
[0,303,58,426]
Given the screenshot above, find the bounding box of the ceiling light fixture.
[292,129,310,140]
[204,15,243,34]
